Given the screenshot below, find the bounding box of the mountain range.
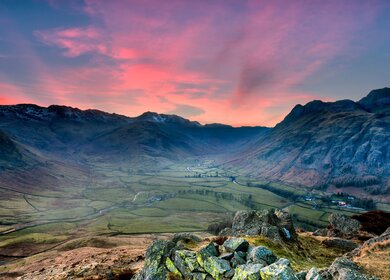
[0,88,389,197]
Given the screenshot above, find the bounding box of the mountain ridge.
[0,104,266,129]
[0,87,389,198]
[228,88,390,197]
[0,102,268,171]
[3,87,389,127]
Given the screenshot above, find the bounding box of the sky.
[0,0,389,126]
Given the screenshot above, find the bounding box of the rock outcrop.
[314,211,390,253]
[133,236,376,280]
[219,209,298,243]
[320,257,378,280]
[133,236,300,280]
[135,240,175,280]
[326,214,361,239]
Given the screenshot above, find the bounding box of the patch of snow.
[152,115,166,122]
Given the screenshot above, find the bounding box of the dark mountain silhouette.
[0,104,267,169]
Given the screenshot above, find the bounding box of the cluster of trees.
[246,182,300,201]
[246,182,376,210]
[185,171,220,178]
[364,184,390,195]
[350,198,375,209]
[333,175,380,188]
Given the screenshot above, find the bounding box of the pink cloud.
[35,26,107,57]
[25,0,383,126]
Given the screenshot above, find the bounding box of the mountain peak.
[278,88,390,126]
[280,98,360,125]
[0,104,130,123]
[358,87,390,112]
[136,111,167,122]
[135,111,201,126]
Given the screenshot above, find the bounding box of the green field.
[0,157,379,259]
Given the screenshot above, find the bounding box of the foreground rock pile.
[134,236,293,280]
[133,235,376,280]
[219,209,298,243]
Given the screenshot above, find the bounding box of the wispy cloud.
[0,0,385,125]
[35,26,106,57]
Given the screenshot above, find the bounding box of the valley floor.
[0,157,389,276]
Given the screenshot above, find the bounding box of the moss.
[246,233,346,272]
[167,272,183,280]
[178,239,198,250]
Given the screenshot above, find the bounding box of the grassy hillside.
[0,158,377,264]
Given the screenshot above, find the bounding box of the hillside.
[0,104,267,170]
[227,88,390,197]
[0,131,32,170]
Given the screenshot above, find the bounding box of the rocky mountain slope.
[227,88,390,196]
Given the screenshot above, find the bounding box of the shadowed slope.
[227,88,390,196]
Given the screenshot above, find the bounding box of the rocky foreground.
[134,209,388,280]
[2,209,389,279]
[135,235,377,280]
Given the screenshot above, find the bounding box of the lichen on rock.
[232,263,264,280]
[223,237,249,253]
[260,258,298,280]
[134,240,175,280]
[247,245,277,265]
[203,256,234,280]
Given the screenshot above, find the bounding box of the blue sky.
[0,0,389,126]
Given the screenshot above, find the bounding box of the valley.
[0,89,389,278]
[0,157,381,265]
[2,2,390,278]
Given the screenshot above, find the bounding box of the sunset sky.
[0,0,389,126]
